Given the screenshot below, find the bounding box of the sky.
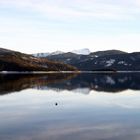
[0,0,140,53]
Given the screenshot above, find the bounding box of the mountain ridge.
[0,48,77,71]
[33,48,91,57]
[33,49,140,71]
[0,48,140,72]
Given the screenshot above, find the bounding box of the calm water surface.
[0,73,140,140]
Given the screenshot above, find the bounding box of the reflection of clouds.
[1,89,140,140]
[114,103,137,109]
[1,122,140,140]
[112,91,140,109]
[44,123,140,140]
[110,97,140,109]
[89,90,140,109]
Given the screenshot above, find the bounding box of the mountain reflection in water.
[0,73,140,95]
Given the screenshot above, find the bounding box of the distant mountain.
[71,48,90,55]
[75,52,140,71]
[50,51,64,56]
[0,48,77,71]
[33,48,90,58]
[36,49,140,71]
[90,50,126,57]
[33,51,64,58]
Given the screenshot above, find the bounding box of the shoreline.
[0,71,140,74]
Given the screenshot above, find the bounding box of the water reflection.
[48,73,140,93]
[0,73,140,95]
[0,88,140,140]
[0,73,77,95]
[0,73,140,140]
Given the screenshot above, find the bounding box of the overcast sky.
[0,0,140,53]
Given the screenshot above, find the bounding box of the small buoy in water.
[55,103,58,106]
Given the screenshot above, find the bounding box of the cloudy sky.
[0,0,140,53]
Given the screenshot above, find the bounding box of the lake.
[0,73,140,140]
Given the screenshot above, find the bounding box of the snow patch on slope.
[106,59,115,67]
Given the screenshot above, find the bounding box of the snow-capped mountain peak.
[32,51,64,58]
[49,51,64,56]
[71,48,90,55]
[33,48,91,57]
